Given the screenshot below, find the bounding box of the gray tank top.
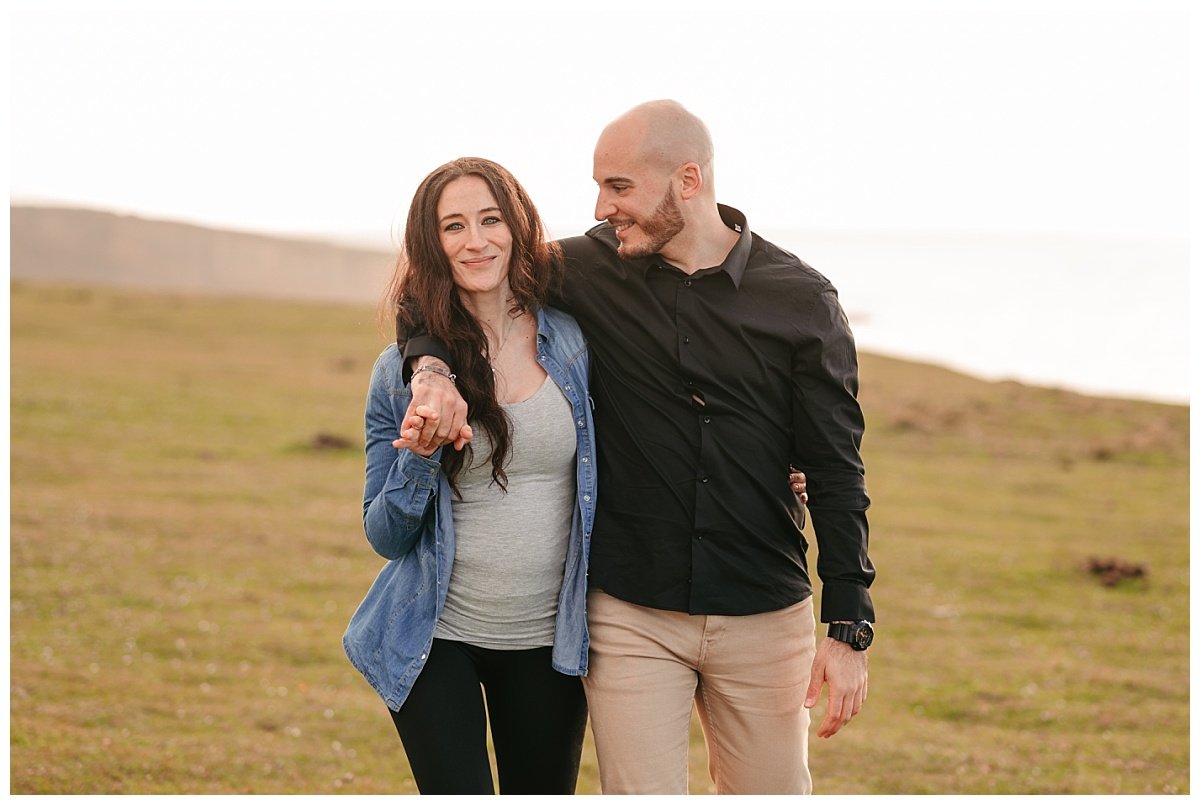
[434,375,577,649]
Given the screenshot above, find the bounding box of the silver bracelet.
[412,365,456,385]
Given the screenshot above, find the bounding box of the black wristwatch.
[827,620,874,651]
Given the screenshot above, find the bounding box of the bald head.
[599,100,715,179]
[592,100,736,268]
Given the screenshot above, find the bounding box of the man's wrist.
[412,364,456,385]
[406,356,454,385]
[415,357,451,372]
[826,620,874,651]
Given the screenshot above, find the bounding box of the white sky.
[8,0,1192,243]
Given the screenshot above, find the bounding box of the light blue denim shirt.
[343,307,597,711]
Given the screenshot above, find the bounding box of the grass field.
[9,281,1190,794]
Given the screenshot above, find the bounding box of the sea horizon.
[268,221,1196,407]
[10,202,1189,406]
[753,227,1189,406]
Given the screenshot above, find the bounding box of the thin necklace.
[492,311,521,356]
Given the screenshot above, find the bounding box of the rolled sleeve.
[361,351,443,559]
[362,447,442,560]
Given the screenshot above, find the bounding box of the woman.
[343,158,596,794]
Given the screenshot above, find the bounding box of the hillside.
[10,205,393,305]
[8,207,1190,794]
[12,204,1187,466]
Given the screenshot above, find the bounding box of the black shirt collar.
[585,203,753,289]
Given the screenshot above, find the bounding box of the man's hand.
[405,359,471,452]
[393,405,473,456]
[804,637,868,738]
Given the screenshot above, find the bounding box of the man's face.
[593,128,685,260]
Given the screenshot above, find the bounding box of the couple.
[343,100,877,795]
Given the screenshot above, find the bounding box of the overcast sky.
[8,0,1192,243]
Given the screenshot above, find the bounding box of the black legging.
[388,638,588,794]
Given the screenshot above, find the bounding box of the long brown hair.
[383,157,562,494]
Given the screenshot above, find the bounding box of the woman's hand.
[393,405,472,457]
[789,467,808,505]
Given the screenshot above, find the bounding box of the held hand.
[789,467,808,505]
[408,361,470,451]
[804,638,868,738]
[393,405,473,457]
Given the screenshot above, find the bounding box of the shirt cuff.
[819,581,876,624]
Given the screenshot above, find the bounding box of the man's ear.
[678,162,704,200]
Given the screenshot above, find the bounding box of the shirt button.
[683,336,691,344]
[581,456,589,463]
[700,476,709,484]
[703,416,711,424]
[577,420,585,428]
[583,495,592,502]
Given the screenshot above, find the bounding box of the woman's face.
[436,175,514,297]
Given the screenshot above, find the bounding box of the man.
[401,100,875,794]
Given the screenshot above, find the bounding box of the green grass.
[9,282,1189,794]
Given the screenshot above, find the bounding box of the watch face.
[853,623,874,649]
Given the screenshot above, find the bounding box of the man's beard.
[617,188,685,259]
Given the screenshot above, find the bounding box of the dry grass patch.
[10,282,1188,794]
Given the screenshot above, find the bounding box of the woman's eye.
[444,222,464,232]
[483,216,502,225]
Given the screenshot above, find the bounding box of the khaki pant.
[582,590,817,794]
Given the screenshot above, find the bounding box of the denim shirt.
[343,307,597,711]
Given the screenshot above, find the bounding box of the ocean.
[754,228,1189,405]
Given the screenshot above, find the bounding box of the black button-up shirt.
[403,205,875,621]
